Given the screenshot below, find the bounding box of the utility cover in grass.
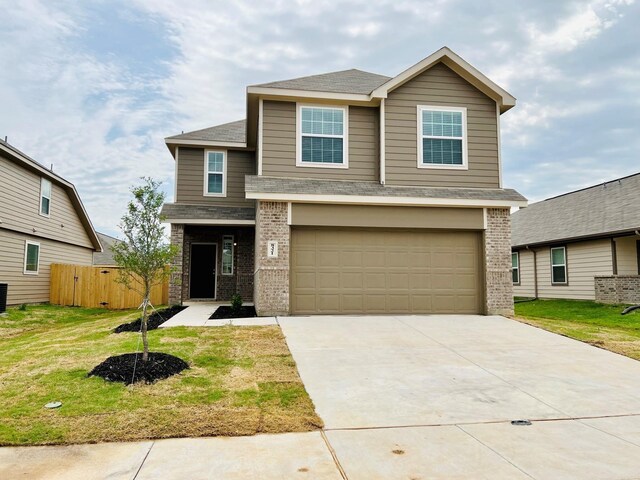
[113,305,186,333]
[209,305,257,319]
[89,352,189,385]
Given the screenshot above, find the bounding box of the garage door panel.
[291,228,483,314]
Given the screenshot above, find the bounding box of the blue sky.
[1,0,638,238]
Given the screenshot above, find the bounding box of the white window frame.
[23,240,40,275]
[512,251,520,285]
[203,150,227,197]
[296,103,349,169]
[39,178,52,217]
[417,105,468,170]
[550,246,568,285]
[221,235,234,276]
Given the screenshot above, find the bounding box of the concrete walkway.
[158,302,277,327]
[4,315,640,479]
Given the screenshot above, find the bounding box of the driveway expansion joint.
[132,441,154,480]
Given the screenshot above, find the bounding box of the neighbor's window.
[512,252,520,284]
[24,241,40,274]
[205,151,225,196]
[222,235,234,275]
[298,105,347,166]
[418,106,467,168]
[40,178,52,216]
[551,247,567,284]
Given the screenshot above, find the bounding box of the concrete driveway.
[279,314,640,479]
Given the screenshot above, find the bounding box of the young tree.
[111,178,178,361]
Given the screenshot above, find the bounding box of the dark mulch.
[113,305,187,333]
[88,352,189,385]
[209,305,257,319]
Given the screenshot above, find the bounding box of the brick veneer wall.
[181,226,254,302]
[169,223,184,305]
[484,208,514,316]
[254,201,290,316]
[595,275,640,304]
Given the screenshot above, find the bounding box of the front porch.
[169,224,255,305]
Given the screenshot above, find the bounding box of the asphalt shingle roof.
[93,232,122,266]
[253,69,391,95]
[511,173,640,247]
[161,204,255,221]
[246,176,526,202]
[166,119,246,143]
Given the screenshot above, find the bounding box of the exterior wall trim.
[166,139,247,149]
[257,98,264,175]
[246,192,527,208]
[164,219,255,225]
[380,98,386,185]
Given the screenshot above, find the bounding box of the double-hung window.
[298,105,347,167]
[40,178,52,216]
[512,252,520,284]
[222,235,234,275]
[551,247,567,284]
[24,241,40,274]
[205,151,225,196]
[418,105,467,169]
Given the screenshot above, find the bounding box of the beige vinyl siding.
[0,154,93,249]
[385,63,500,188]
[535,240,613,300]
[261,100,378,181]
[0,229,93,305]
[615,236,640,275]
[175,148,255,206]
[513,249,536,297]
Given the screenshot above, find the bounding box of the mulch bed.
[88,352,189,385]
[209,305,257,319]
[113,305,187,333]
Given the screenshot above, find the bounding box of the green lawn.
[0,305,321,446]
[514,299,640,360]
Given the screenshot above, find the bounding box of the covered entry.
[290,228,484,314]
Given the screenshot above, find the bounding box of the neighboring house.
[93,232,122,266]
[0,139,102,305]
[162,47,527,316]
[512,173,640,304]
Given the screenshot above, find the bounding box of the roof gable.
[512,172,640,247]
[371,47,516,113]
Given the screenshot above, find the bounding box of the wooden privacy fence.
[50,264,169,309]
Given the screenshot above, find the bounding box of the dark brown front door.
[190,243,216,298]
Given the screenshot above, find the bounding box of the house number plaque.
[267,241,278,258]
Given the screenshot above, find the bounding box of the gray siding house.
[162,47,527,316]
[512,173,640,304]
[0,139,102,305]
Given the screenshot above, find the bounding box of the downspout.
[379,98,385,185]
[525,245,538,300]
[611,238,618,275]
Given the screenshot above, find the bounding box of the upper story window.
[40,178,52,216]
[417,105,467,170]
[512,252,520,284]
[24,241,40,274]
[297,105,348,168]
[204,150,226,196]
[551,246,567,285]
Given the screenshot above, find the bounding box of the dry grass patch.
[0,305,322,446]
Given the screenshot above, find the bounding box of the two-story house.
[0,139,102,305]
[161,47,527,317]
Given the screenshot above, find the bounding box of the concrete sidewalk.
[158,302,277,327]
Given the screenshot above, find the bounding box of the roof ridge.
[543,171,640,203]
[251,68,390,87]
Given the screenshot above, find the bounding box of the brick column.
[169,223,184,305]
[484,208,514,316]
[254,201,290,316]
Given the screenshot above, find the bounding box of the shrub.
[230,294,243,312]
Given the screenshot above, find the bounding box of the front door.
[190,243,216,298]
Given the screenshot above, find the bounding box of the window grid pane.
[422,138,463,165]
[552,266,566,283]
[41,197,50,215]
[551,248,565,265]
[512,268,519,283]
[422,110,462,138]
[207,173,223,194]
[301,136,343,164]
[207,152,224,173]
[301,107,343,136]
[41,179,51,198]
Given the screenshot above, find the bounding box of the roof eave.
[512,228,640,250]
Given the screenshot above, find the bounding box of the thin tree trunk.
[142,285,150,362]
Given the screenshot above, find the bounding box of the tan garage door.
[291,228,483,315]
